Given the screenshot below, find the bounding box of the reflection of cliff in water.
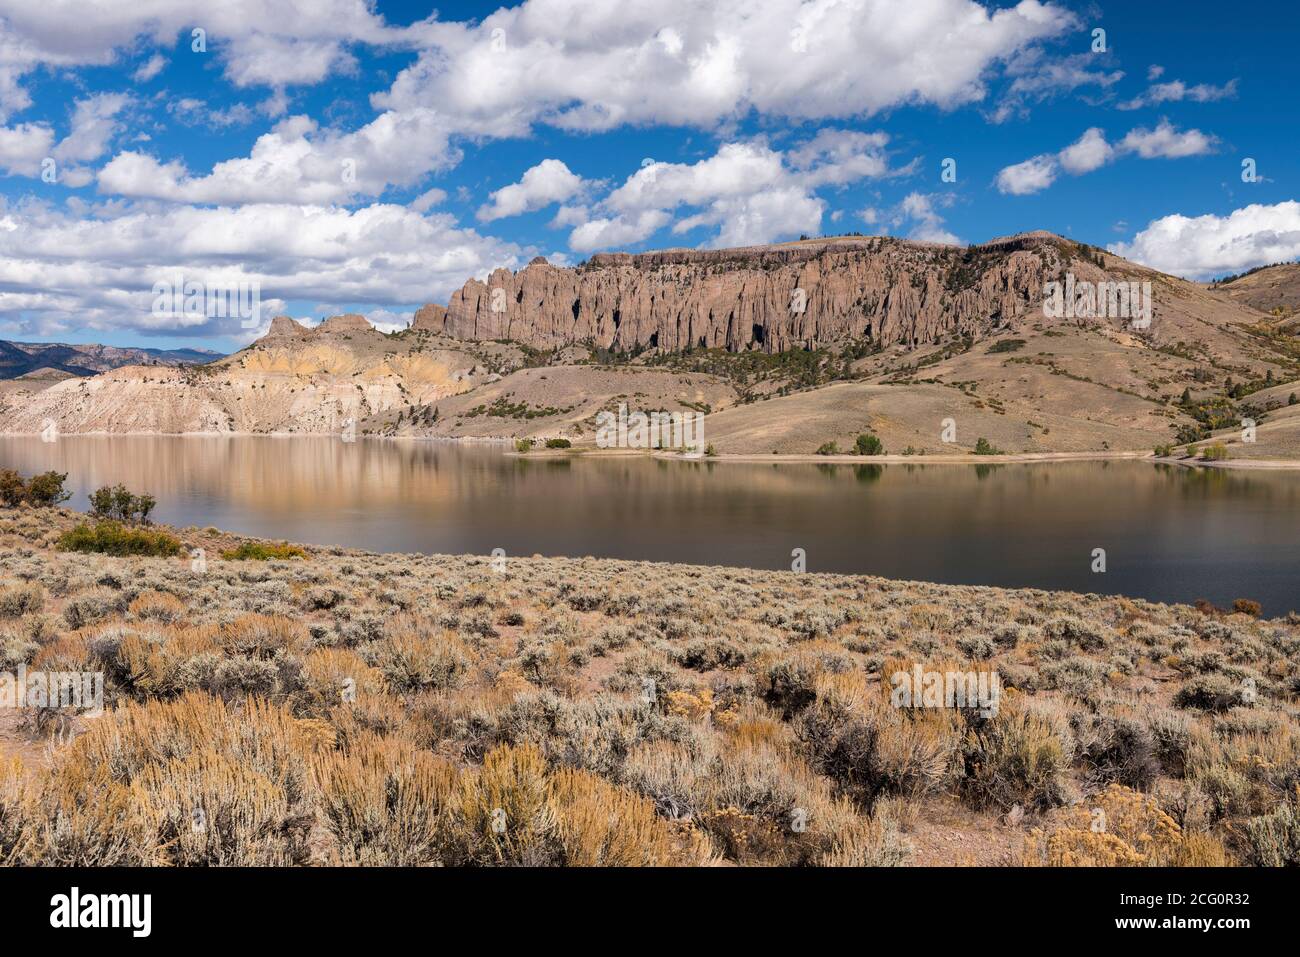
[1,435,1298,614]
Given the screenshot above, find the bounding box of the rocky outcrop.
[264,315,310,339]
[263,314,380,339]
[13,233,1260,443]
[426,235,1091,353]
[316,313,376,335]
[410,303,446,332]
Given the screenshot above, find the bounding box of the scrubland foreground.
[0,505,1298,868]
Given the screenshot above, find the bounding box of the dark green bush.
[854,433,884,456]
[25,472,72,507]
[544,438,571,449]
[0,469,71,507]
[89,484,156,522]
[987,338,1026,354]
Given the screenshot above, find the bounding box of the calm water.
[2,436,1298,614]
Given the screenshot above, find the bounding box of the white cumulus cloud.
[997,120,1214,194]
[98,110,457,204]
[996,154,1058,195]
[1110,201,1300,280]
[569,210,672,253]
[1119,119,1217,159]
[574,133,899,251]
[52,92,129,164]
[477,159,587,222]
[0,199,521,338]
[376,0,1076,133]
[1057,126,1113,175]
[0,121,54,176]
[0,0,419,120]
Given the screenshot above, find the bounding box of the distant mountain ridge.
[0,339,222,379]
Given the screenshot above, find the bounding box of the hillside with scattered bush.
[0,502,1296,866]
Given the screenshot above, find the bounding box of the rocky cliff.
[6,235,1293,452]
[426,233,1113,353]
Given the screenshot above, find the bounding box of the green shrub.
[62,590,116,629]
[57,520,182,557]
[1145,707,1194,776]
[544,438,571,449]
[1041,656,1108,699]
[87,486,113,517]
[961,703,1071,811]
[815,441,839,456]
[24,471,71,507]
[0,469,71,507]
[854,433,884,456]
[1200,442,1229,461]
[973,438,1001,455]
[1072,714,1159,791]
[514,438,535,453]
[797,697,957,810]
[89,484,156,522]
[1243,800,1300,866]
[220,541,307,561]
[987,338,1026,354]
[0,583,43,619]
[1153,444,1175,457]
[1173,674,1248,712]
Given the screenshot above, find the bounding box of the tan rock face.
[265,315,310,339]
[429,236,1078,353]
[410,303,446,332]
[316,313,376,335]
[265,314,384,339]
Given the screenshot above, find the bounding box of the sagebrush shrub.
[961,698,1072,811]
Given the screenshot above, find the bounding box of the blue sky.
[0,0,1295,353]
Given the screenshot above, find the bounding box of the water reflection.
[1,435,1297,614]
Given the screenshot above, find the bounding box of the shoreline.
[12,504,1297,621]
[6,429,1300,469]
